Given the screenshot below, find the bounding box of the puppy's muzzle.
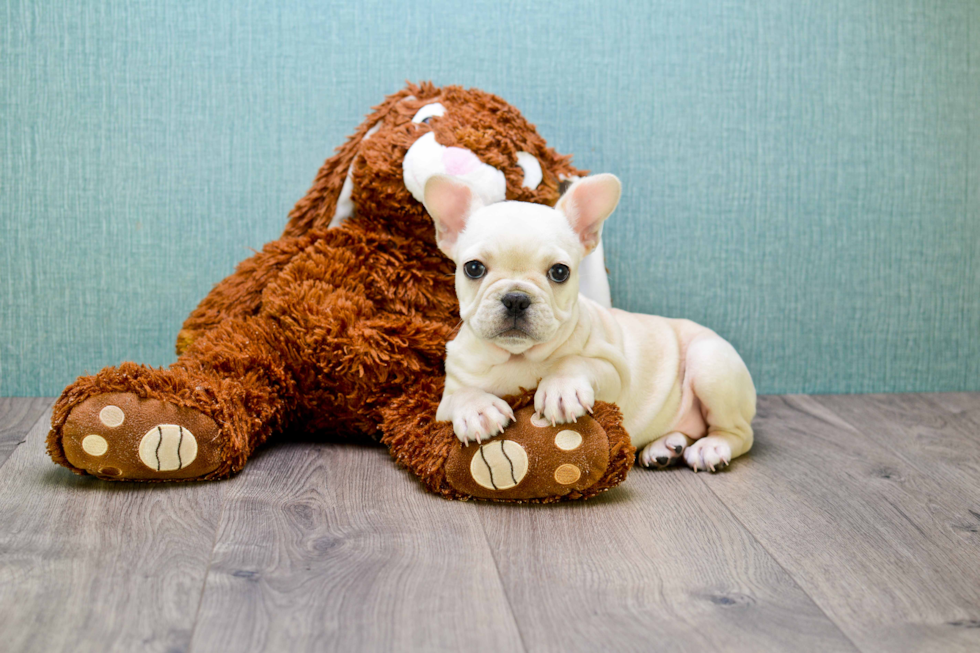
[501,292,532,318]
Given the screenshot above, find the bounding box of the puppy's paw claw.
[683,436,734,473]
[534,377,594,426]
[638,432,693,469]
[452,394,514,445]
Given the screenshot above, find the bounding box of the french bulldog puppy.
[425,173,756,472]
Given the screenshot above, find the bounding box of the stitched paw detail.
[59,393,221,481]
[138,425,198,472]
[470,440,529,490]
[445,405,610,500]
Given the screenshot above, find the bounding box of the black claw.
[656,456,669,466]
[672,445,683,454]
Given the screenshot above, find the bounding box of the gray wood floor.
[1,394,978,653]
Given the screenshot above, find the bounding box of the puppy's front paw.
[534,376,594,426]
[450,391,515,446]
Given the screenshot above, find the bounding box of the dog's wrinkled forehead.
[455,203,580,268]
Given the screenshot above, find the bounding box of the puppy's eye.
[463,260,487,279]
[548,264,570,283]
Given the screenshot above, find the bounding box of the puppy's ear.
[423,174,484,258]
[555,173,621,254]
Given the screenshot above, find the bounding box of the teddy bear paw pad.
[138,425,198,471]
[60,393,221,481]
[445,406,610,500]
[470,440,529,490]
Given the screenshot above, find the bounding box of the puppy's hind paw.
[638,432,693,469]
[683,436,733,473]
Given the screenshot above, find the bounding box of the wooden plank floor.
[0,394,978,653]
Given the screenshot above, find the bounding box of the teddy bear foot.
[57,392,224,481]
[443,406,613,501]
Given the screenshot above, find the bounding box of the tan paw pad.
[99,405,125,427]
[530,412,551,428]
[554,429,583,451]
[81,435,108,456]
[470,440,529,490]
[554,463,582,485]
[138,425,198,472]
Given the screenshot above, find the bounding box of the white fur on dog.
[424,174,756,472]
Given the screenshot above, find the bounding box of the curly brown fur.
[48,82,634,502]
[178,83,581,350]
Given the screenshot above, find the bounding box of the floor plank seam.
[184,482,231,653]
[691,471,866,653]
[475,510,531,653]
[0,402,54,476]
[814,394,980,552]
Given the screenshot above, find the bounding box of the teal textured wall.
[1,0,978,397]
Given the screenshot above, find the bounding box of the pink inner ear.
[571,182,618,229]
[428,179,474,246]
[563,177,619,252]
[571,191,604,230]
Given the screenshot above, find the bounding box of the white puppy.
[425,173,756,472]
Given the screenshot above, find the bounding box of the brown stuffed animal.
[47,82,635,502]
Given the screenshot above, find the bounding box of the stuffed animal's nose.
[442,146,482,176]
[501,292,532,316]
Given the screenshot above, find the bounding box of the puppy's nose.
[501,292,531,316]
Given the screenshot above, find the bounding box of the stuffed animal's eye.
[548,263,570,283]
[412,103,446,124]
[516,152,543,189]
[464,260,487,279]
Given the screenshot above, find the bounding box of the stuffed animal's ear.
[423,174,484,258]
[555,174,621,254]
